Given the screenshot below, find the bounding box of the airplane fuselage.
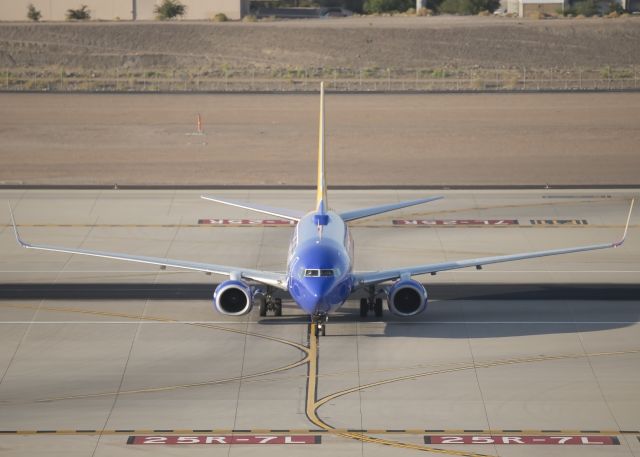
[287,211,354,316]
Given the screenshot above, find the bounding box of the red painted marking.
[425,435,619,445]
[393,220,519,226]
[198,219,296,226]
[128,435,320,445]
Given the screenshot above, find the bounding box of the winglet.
[613,198,634,248]
[8,203,30,248]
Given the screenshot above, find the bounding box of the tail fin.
[316,82,328,214]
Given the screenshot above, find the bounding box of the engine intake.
[387,279,428,316]
[213,280,253,316]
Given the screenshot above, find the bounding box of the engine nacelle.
[213,280,253,316]
[387,279,428,316]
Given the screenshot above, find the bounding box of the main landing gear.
[360,286,383,319]
[312,313,328,337]
[257,287,282,317]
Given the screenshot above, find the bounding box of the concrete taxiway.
[0,188,639,457]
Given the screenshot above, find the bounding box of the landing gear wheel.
[374,298,383,318]
[312,313,328,337]
[258,296,267,317]
[360,298,369,318]
[274,297,283,317]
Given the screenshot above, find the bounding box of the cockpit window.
[304,269,334,277]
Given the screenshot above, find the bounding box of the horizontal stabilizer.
[201,196,304,221]
[339,196,443,222]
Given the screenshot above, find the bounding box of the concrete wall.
[1,0,248,21]
[135,0,249,20]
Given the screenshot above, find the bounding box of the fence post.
[523,67,526,90]
[579,68,582,90]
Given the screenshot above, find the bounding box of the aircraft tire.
[274,297,283,316]
[258,296,267,317]
[374,298,383,318]
[360,298,368,318]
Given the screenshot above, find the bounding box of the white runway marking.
[0,321,637,325]
[0,270,639,274]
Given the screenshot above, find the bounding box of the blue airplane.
[10,83,634,336]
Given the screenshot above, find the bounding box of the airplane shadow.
[1,282,638,339]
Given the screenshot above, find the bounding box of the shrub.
[417,6,434,14]
[242,14,258,22]
[27,3,42,22]
[608,1,623,13]
[212,13,229,21]
[363,0,413,13]
[154,0,187,20]
[568,0,599,16]
[66,5,91,20]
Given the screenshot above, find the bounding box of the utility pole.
[132,0,137,20]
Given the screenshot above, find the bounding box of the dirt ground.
[1,16,639,71]
[1,92,638,186]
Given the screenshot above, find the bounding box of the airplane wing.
[9,206,287,289]
[201,195,304,221]
[339,196,443,222]
[353,199,634,287]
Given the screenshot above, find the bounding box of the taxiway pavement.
[0,189,639,457]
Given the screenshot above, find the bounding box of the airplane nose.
[304,278,334,313]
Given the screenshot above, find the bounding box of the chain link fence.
[1,66,638,92]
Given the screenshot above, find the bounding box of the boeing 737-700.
[9,83,634,336]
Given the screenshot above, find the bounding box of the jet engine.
[213,280,253,316]
[387,279,428,316]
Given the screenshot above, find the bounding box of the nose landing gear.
[312,313,328,336]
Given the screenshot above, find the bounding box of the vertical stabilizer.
[316,82,328,214]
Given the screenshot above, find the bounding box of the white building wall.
[1,0,247,21]
[3,0,133,21]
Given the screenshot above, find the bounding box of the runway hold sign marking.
[198,219,296,226]
[394,220,520,226]
[127,435,321,445]
[530,219,589,225]
[424,435,619,445]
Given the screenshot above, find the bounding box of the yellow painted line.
[5,223,640,230]
[304,324,494,457]
[356,198,631,225]
[0,303,310,403]
[3,303,638,455]
[1,429,635,436]
[314,350,640,413]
